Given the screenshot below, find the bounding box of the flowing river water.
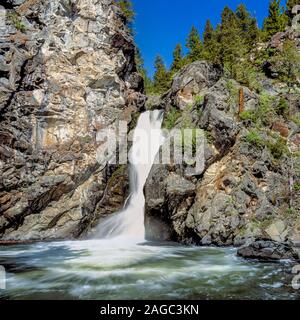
[0,111,298,300]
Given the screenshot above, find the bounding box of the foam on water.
[0,240,296,300]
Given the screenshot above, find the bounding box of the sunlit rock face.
[0,0,145,240]
[145,55,300,249]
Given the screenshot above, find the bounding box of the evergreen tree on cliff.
[202,20,220,63]
[186,26,203,62]
[219,7,246,75]
[203,20,214,46]
[135,48,154,94]
[263,0,288,39]
[236,4,260,46]
[171,43,185,73]
[116,0,135,24]
[153,56,170,94]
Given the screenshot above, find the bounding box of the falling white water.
[95,110,164,241]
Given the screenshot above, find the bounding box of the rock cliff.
[145,33,300,254]
[0,0,144,240]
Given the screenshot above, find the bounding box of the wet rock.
[145,168,196,242]
[237,240,299,261]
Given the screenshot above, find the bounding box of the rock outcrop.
[0,0,144,240]
[237,240,299,261]
[145,42,300,253]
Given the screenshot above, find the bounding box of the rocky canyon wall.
[145,29,300,253]
[0,0,145,240]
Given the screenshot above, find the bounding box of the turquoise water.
[0,239,298,300]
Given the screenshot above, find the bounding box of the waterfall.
[95,110,164,241]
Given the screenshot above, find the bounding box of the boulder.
[265,220,288,242]
[237,240,299,261]
[170,61,222,109]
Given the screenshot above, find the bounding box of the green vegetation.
[263,0,288,40]
[270,40,300,86]
[108,165,126,188]
[204,130,214,144]
[294,183,300,192]
[240,110,257,122]
[240,92,277,126]
[164,107,181,130]
[181,103,195,129]
[152,56,171,94]
[286,207,296,215]
[249,217,273,232]
[135,48,154,94]
[293,150,300,158]
[276,97,289,116]
[79,135,93,145]
[181,128,201,157]
[245,129,264,146]
[245,128,289,159]
[226,80,239,105]
[8,11,26,32]
[116,0,135,24]
[148,0,298,96]
[186,26,204,63]
[257,92,277,126]
[266,134,288,159]
[171,44,186,74]
[291,113,300,127]
[194,95,204,106]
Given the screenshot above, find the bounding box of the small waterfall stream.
[95,110,164,241]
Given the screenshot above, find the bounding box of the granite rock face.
[145,52,300,250]
[0,0,144,240]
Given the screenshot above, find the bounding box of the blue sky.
[132,0,280,77]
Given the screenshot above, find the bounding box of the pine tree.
[116,1,135,24]
[135,48,153,94]
[203,20,214,47]
[135,47,144,73]
[153,56,171,94]
[219,7,245,75]
[236,4,259,46]
[186,26,203,62]
[202,20,220,63]
[171,43,185,73]
[263,0,288,39]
